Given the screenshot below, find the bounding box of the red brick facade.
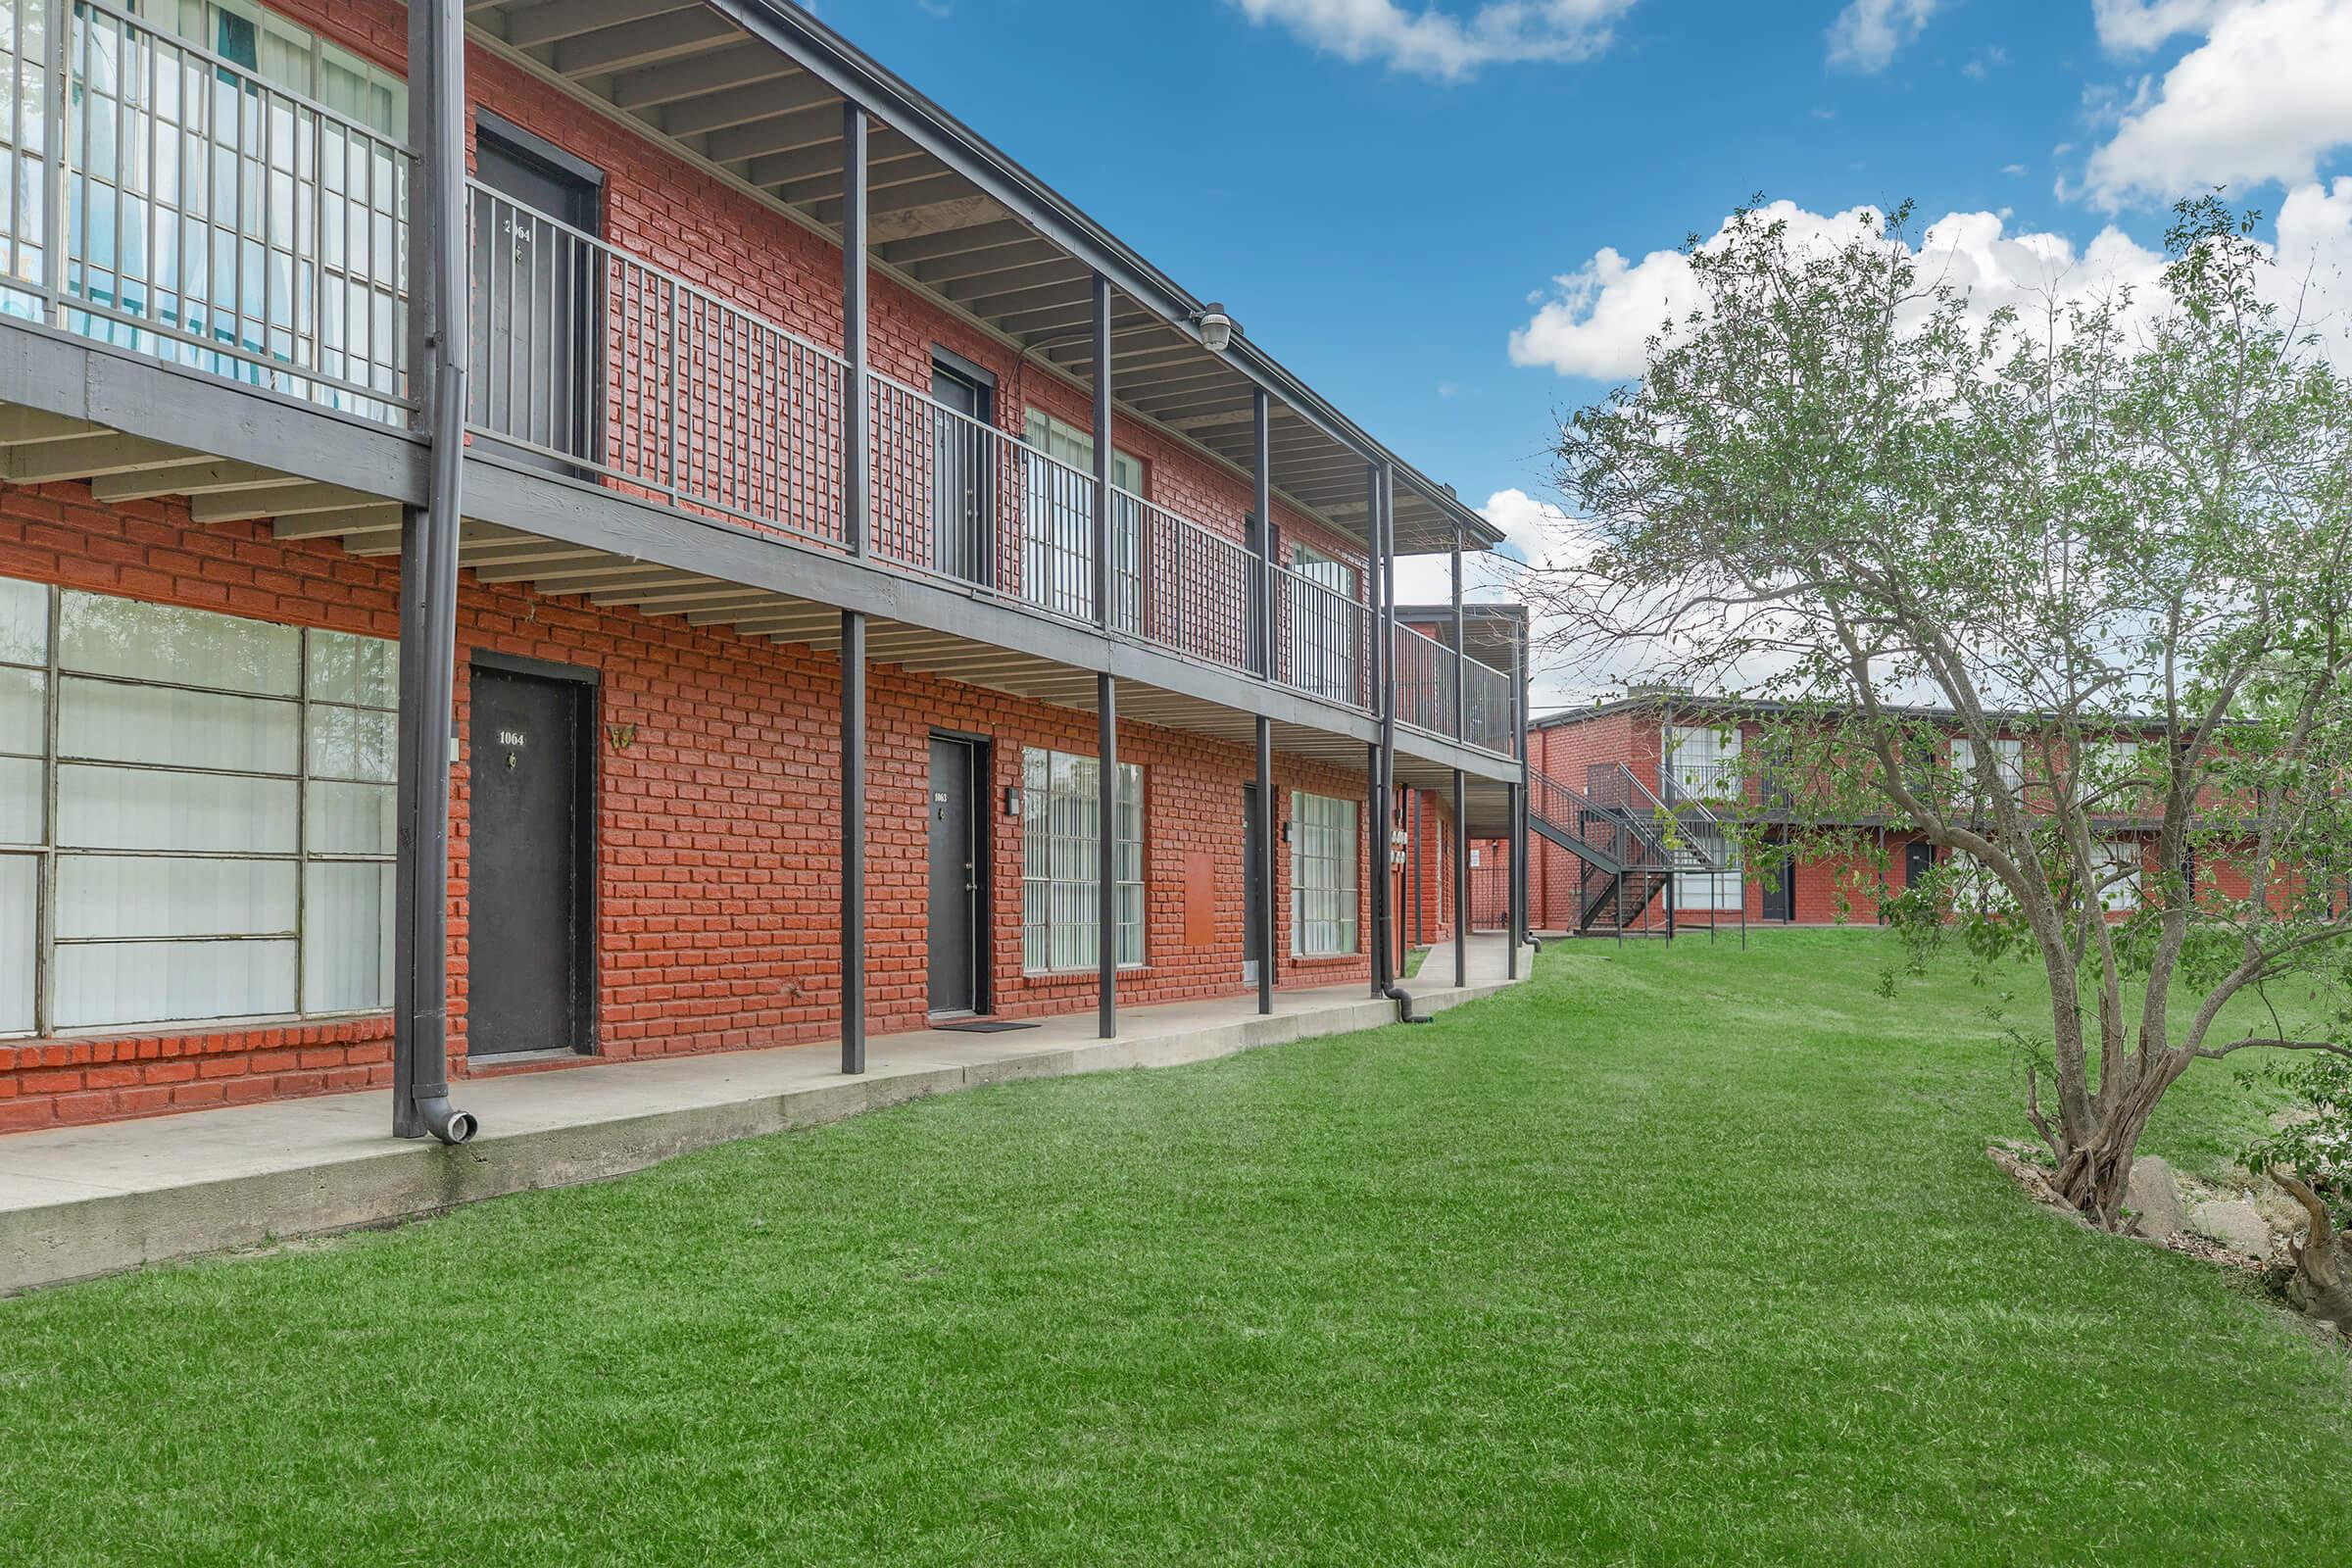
[0,0,1418,1131]
[0,478,1376,1129]
[1523,705,2178,934]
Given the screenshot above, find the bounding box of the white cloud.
[1507,190,2352,381]
[1225,0,1636,80]
[1506,243,1708,379]
[2089,0,2230,54]
[1507,201,2176,380]
[1826,0,1943,72]
[2081,0,2352,209]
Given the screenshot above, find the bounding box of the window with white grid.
[1021,746,1144,973]
[0,574,397,1035]
[1289,790,1357,956]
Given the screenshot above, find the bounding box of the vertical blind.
[1290,790,1356,956]
[0,572,396,1035]
[1020,745,1143,974]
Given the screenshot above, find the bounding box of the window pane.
[0,576,45,665]
[0,855,33,1032]
[308,779,395,855]
[51,936,297,1028]
[0,757,40,845]
[304,860,392,1012]
[59,676,300,773]
[58,763,298,852]
[306,702,395,781]
[0,666,43,756]
[56,854,297,939]
[59,591,300,695]
[307,629,397,709]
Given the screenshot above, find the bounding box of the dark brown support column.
[1252,389,1275,1014]
[840,102,869,1073]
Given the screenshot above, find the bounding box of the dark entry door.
[1904,839,1936,889]
[472,127,601,470]
[468,664,591,1056]
[1760,858,1795,921]
[927,736,982,1014]
[1242,783,1265,986]
[930,358,995,585]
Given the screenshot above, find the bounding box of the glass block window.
[1289,790,1357,956]
[0,573,398,1034]
[1021,745,1144,973]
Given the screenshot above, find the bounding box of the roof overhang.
[464,0,1500,555]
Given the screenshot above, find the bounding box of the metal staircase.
[1525,761,1745,940]
[1526,763,1673,936]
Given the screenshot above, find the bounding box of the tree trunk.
[2272,1171,2352,1335]
[2045,1057,2183,1231]
[2052,1126,2142,1230]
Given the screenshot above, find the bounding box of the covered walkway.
[1,936,1532,1293]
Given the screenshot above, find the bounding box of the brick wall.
[268,0,1370,584]
[0,485,1373,1129]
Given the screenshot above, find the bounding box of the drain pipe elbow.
[1383,984,1434,1025]
[412,1081,477,1146]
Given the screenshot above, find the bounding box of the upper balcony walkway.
[0,0,1519,792]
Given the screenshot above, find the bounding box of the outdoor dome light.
[1194,303,1234,353]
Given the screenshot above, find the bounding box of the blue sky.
[837,0,2352,673]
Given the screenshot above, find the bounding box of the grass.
[3,931,2348,1564]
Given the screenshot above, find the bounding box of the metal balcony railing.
[1391,625,1517,757]
[0,7,1411,721]
[2,0,414,419]
[1275,564,1371,708]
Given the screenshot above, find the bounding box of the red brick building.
[1516,696,2173,936]
[0,0,1530,1135]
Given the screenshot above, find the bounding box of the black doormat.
[933,1019,1041,1034]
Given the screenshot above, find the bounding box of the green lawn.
[4,931,2348,1564]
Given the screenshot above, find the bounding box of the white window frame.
[1021,409,1144,627]
[0,575,398,1037]
[1290,790,1358,956]
[1673,829,1744,911]
[1663,721,1741,801]
[1021,746,1145,975]
[1286,542,1360,704]
[2089,838,2143,911]
[1952,736,2025,797]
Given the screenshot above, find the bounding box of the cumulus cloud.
[2080,0,2352,209]
[1510,190,2352,380]
[1507,202,2166,380]
[1826,0,1943,72]
[2089,0,2230,53]
[1225,0,1636,80]
[1506,243,1708,379]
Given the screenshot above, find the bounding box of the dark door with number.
[471,128,601,471]
[928,736,982,1014]
[1904,839,1936,889]
[931,359,995,585]
[1760,858,1795,921]
[1243,783,1266,986]
[468,664,592,1056]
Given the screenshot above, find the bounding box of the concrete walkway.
[0,936,1533,1293]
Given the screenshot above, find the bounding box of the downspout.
[1375,464,1430,1023]
[392,0,475,1145]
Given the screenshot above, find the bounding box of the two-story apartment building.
[1518,695,2183,936]
[0,0,1531,1137]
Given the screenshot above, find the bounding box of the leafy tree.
[1544,196,2352,1232]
